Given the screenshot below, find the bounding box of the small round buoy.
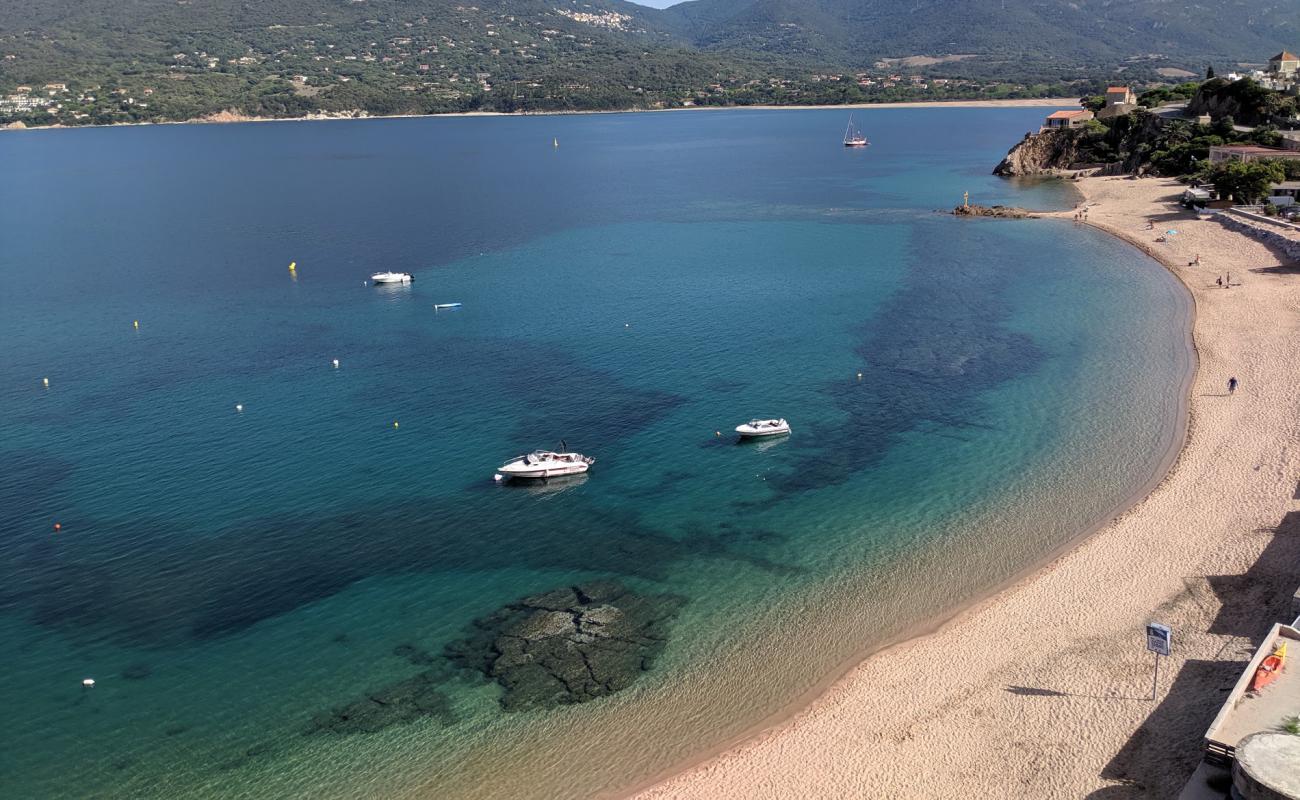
[493,473,503,482]
[235,403,243,413]
[53,522,61,532]
[332,359,340,368]
[393,421,399,429]
[856,372,863,380]
[133,320,139,329]
[288,261,296,272]
[715,431,721,437]
[82,678,95,688]
[624,323,630,328]
[43,377,50,388]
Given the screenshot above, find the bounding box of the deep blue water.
[0,108,1190,798]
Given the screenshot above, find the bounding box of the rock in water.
[445,581,685,711]
[307,671,453,734]
[952,204,1038,219]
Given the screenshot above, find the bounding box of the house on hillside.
[1208,144,1300,163]
[1096,86,1138,120]
[1268,51,1299,77]
[1042,109,1093,130]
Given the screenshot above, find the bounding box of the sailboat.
[843,115,869,147]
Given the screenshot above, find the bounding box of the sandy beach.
[634,177,1300,799]
[2,97,1079,132]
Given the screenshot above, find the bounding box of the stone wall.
[1212,211,1300,262]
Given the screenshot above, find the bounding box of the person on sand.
[1217,277,1223,287]
[1228,377,1238,394]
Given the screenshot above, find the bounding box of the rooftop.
[1205,624,1300,760]
[1045,109,1090,119]
[1212,144,1289,154]
[1106,86,1130,93]
[1271,51,1298,61]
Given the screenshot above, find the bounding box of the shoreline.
[633,177,1300,798]
[1,97,1079,134]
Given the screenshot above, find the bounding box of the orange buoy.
[53,523,61,532]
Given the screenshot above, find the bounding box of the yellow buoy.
[393,421,399,429]
[133,320,139,329]
[288,261,296,272]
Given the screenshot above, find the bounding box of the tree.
[1080,94,1105,112]
[1206,65,1215,79]
[1203,159,1285,203]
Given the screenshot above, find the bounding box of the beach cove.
[635,176,1300,799]
[0,111,1198,799]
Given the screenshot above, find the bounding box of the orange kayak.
[1250,652,1284,692]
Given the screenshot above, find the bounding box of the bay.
[0,108,1189,799]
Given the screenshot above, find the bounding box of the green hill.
[2,0,1297,125]
[664,0,1300,66]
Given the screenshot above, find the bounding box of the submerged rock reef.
[308,671,454,734]
[445,581,685,711]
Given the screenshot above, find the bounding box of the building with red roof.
[1042,108,1094,130]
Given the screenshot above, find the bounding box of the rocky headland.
[445,581,685,711]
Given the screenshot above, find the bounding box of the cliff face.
[992,130,1080,176]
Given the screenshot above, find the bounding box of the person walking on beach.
[1217,276,1223,287]
[1228,377,1238,395]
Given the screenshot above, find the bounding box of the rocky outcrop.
[307,671,453,734]
[445,581,684,711]
[993,129,1080,176]
[952,204,1038,219]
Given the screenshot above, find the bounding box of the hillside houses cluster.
[1224,50,1300,93]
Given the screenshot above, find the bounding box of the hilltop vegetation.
[2,0,1299,126]
[997,78,1300,188]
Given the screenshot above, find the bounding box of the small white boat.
[735,418,791,438]
[433,302,462,310]
[495,450,594,481]
[843,115,869,147]
[370,271,414,284]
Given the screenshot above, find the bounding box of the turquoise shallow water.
[0,109,1190,798]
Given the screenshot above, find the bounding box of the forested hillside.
[2,0,1296,126]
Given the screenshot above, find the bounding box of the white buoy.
[133,320,139,330]
[42,377,50,388]
[493,473,503,482]
[332,359,340,369]
[235,403,243,413]
[857,372,863,380]
[82,678,95,688]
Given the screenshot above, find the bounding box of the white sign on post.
[1146,623,1172,657]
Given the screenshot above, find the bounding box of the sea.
[0,107,1192,799]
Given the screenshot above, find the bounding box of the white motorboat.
[735,418,791,438]
[370,271,414,284]
[495,450,594,481]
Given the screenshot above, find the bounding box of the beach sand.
[633,177,1300,799]
[4,98,1080,133]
